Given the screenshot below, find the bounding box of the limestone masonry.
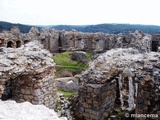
[0,41,57,109]
[0,26,160,53]
[75,48,160,120]
[0,27,160,120]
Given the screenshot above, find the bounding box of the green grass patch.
[86,51,92,61]
[57,89,77,98]
[53,51,91,77]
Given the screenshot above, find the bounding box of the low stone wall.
[75,48,160,120]
[0,41,57,109]
[60,30,151,53]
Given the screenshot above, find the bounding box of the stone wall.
[59,30,151,53]
[0,27,154,53]
[0,41,57,109]
[60,30,108,52]
[0,26,23,48]
[75,48,160,120]
[75,78,117,119]
[135,64,160,119]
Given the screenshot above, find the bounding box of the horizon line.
[1,20,160,27]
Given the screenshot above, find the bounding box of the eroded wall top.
[0,27,157,53]
[0,40,55,80]
[81,48,160,83]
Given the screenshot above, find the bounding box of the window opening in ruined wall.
[24,40,30,44]
[41,39,47,48]
[152,41,159,52]
[16,41,21,48]
[7,41,14,48]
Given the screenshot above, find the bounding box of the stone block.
[90,114,100,120]
[0,79,6,85]
[24,95,34,101]
[34,89,42,96]
[83,103,91,108]
[83,112,90,118]
[87,99,92,104]
[21,89,31,95]
[144,100,151,105]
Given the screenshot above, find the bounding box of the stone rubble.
[56,93,76,120]
[56,77,79,92]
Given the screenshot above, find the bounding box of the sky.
[0,0,160,26]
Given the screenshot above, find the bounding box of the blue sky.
[0,0,160,25]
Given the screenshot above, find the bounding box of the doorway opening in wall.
[41,39,47,48]
[24,40,30,44]
[1,80,13,101]
[58,35,63,52]
[7,41,14,48]
[16,41,21,48]
[152,41,159,52]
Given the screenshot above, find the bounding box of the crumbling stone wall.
[0,27,60,52]
[0,41,57,109]
[0,26,23,48]
[0,27,152,53]
[60,30,151,53]
[60,30,108,52]
[135,61,160,119]
[75,48,160,120]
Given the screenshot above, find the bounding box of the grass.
[57,89,77,98]
[53,51,91,77]
[86,51,92,61]
[56,89,78,111]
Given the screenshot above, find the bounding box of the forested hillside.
[1,21,160,34]
[0,21,34,33]
[51,24,160,34]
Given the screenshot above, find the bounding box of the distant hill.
[1,21,160,34]
[50,23,160,34]
[0,21,35,33]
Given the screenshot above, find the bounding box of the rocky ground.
[0,100,67,120]
[55,92,78,120]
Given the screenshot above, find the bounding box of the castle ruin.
[0,27,160,119]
